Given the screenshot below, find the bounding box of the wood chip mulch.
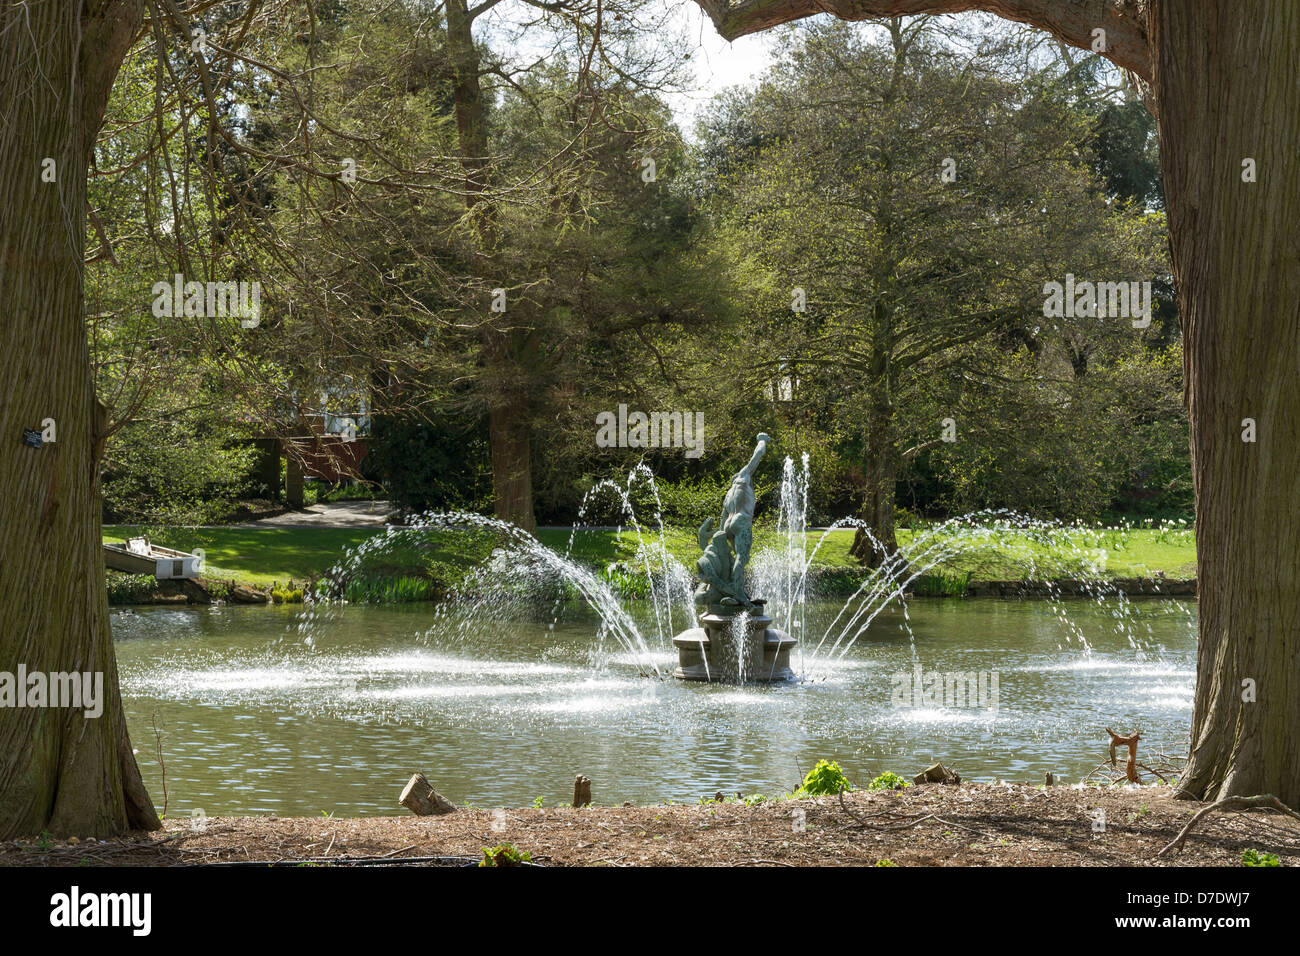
[5,784,1298,867]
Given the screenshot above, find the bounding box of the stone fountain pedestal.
[673,608,796,682]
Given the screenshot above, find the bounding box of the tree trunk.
[488,391,537,536]
[445,0,537,533]
[1153,0,1300,804]
[0,0,159,839]
[849,398,900,567]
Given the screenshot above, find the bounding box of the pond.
[113,597,1195,817]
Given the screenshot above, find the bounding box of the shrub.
[797,760,852,796]
[868,772,911,792]
[105,570,157,604]
[1241,848,1280,867]
[480,843,531,867]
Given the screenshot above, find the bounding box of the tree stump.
[399,773,456,815]
[913,762,961,785]
[573,775,592,807]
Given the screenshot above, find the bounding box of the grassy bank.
[103,522,1197,598]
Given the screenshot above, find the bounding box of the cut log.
[399,773,456,816]
[913,762,961,785]
[573,774,591,808]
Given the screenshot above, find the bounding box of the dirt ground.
[5,783,1298,867]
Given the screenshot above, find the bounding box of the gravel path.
[234,500,395,528]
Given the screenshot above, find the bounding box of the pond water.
[113,597,1196,817]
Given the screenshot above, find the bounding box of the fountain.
[294,435,1184,690]
[672,433,797,681]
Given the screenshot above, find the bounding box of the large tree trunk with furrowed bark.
[695,0,1300,804]
[0,0,159,839]
[1152,0,1300,805]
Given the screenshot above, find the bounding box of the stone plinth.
[673,610,796,682]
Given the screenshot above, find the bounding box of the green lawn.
[104,522,1197,588]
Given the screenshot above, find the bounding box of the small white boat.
[103,537,202,579]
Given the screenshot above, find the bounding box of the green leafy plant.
[341,573,439,604]
[1242,848,1280,867]
[867,772,911,792]
[532,796,545,808]
[912,570,972,597]
[875,859,897,867]
[271,584,305,604]
[480,843,532,867]
[104,570,160,604]
[797,760,853,796]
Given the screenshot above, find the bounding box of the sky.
[482,0,788,135]
[669,2,780,131]
[481,2,1099,136]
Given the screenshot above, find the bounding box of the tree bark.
[399,773,457,815]
[1152,0,1300,805]
[693,0,1151,80]
[487,368,538,536]
[849,397,900,567]
[694,0,1300,804]
[0,0,159,839]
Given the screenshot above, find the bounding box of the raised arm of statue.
[721,433,769,522]
[737,433,770,483]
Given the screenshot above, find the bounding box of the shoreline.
[107,575,1197,607]
[3,784,1285,867]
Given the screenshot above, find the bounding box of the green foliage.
[341,574,440,604]
[480,843,532,867]
[270,585,305,604]
[797,760,853,797]
[867,772,911,792]
[912,571,972,598]
[100,414,259,525]
[1241,848,1280,867]
[83,4,1191,547]
[598,562,651,599]
[365,414,492,517]
[874,859,898,867]
[104,571,159,604]
[1089,100,1164,208]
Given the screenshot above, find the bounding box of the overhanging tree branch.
[692,0,1151,81]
